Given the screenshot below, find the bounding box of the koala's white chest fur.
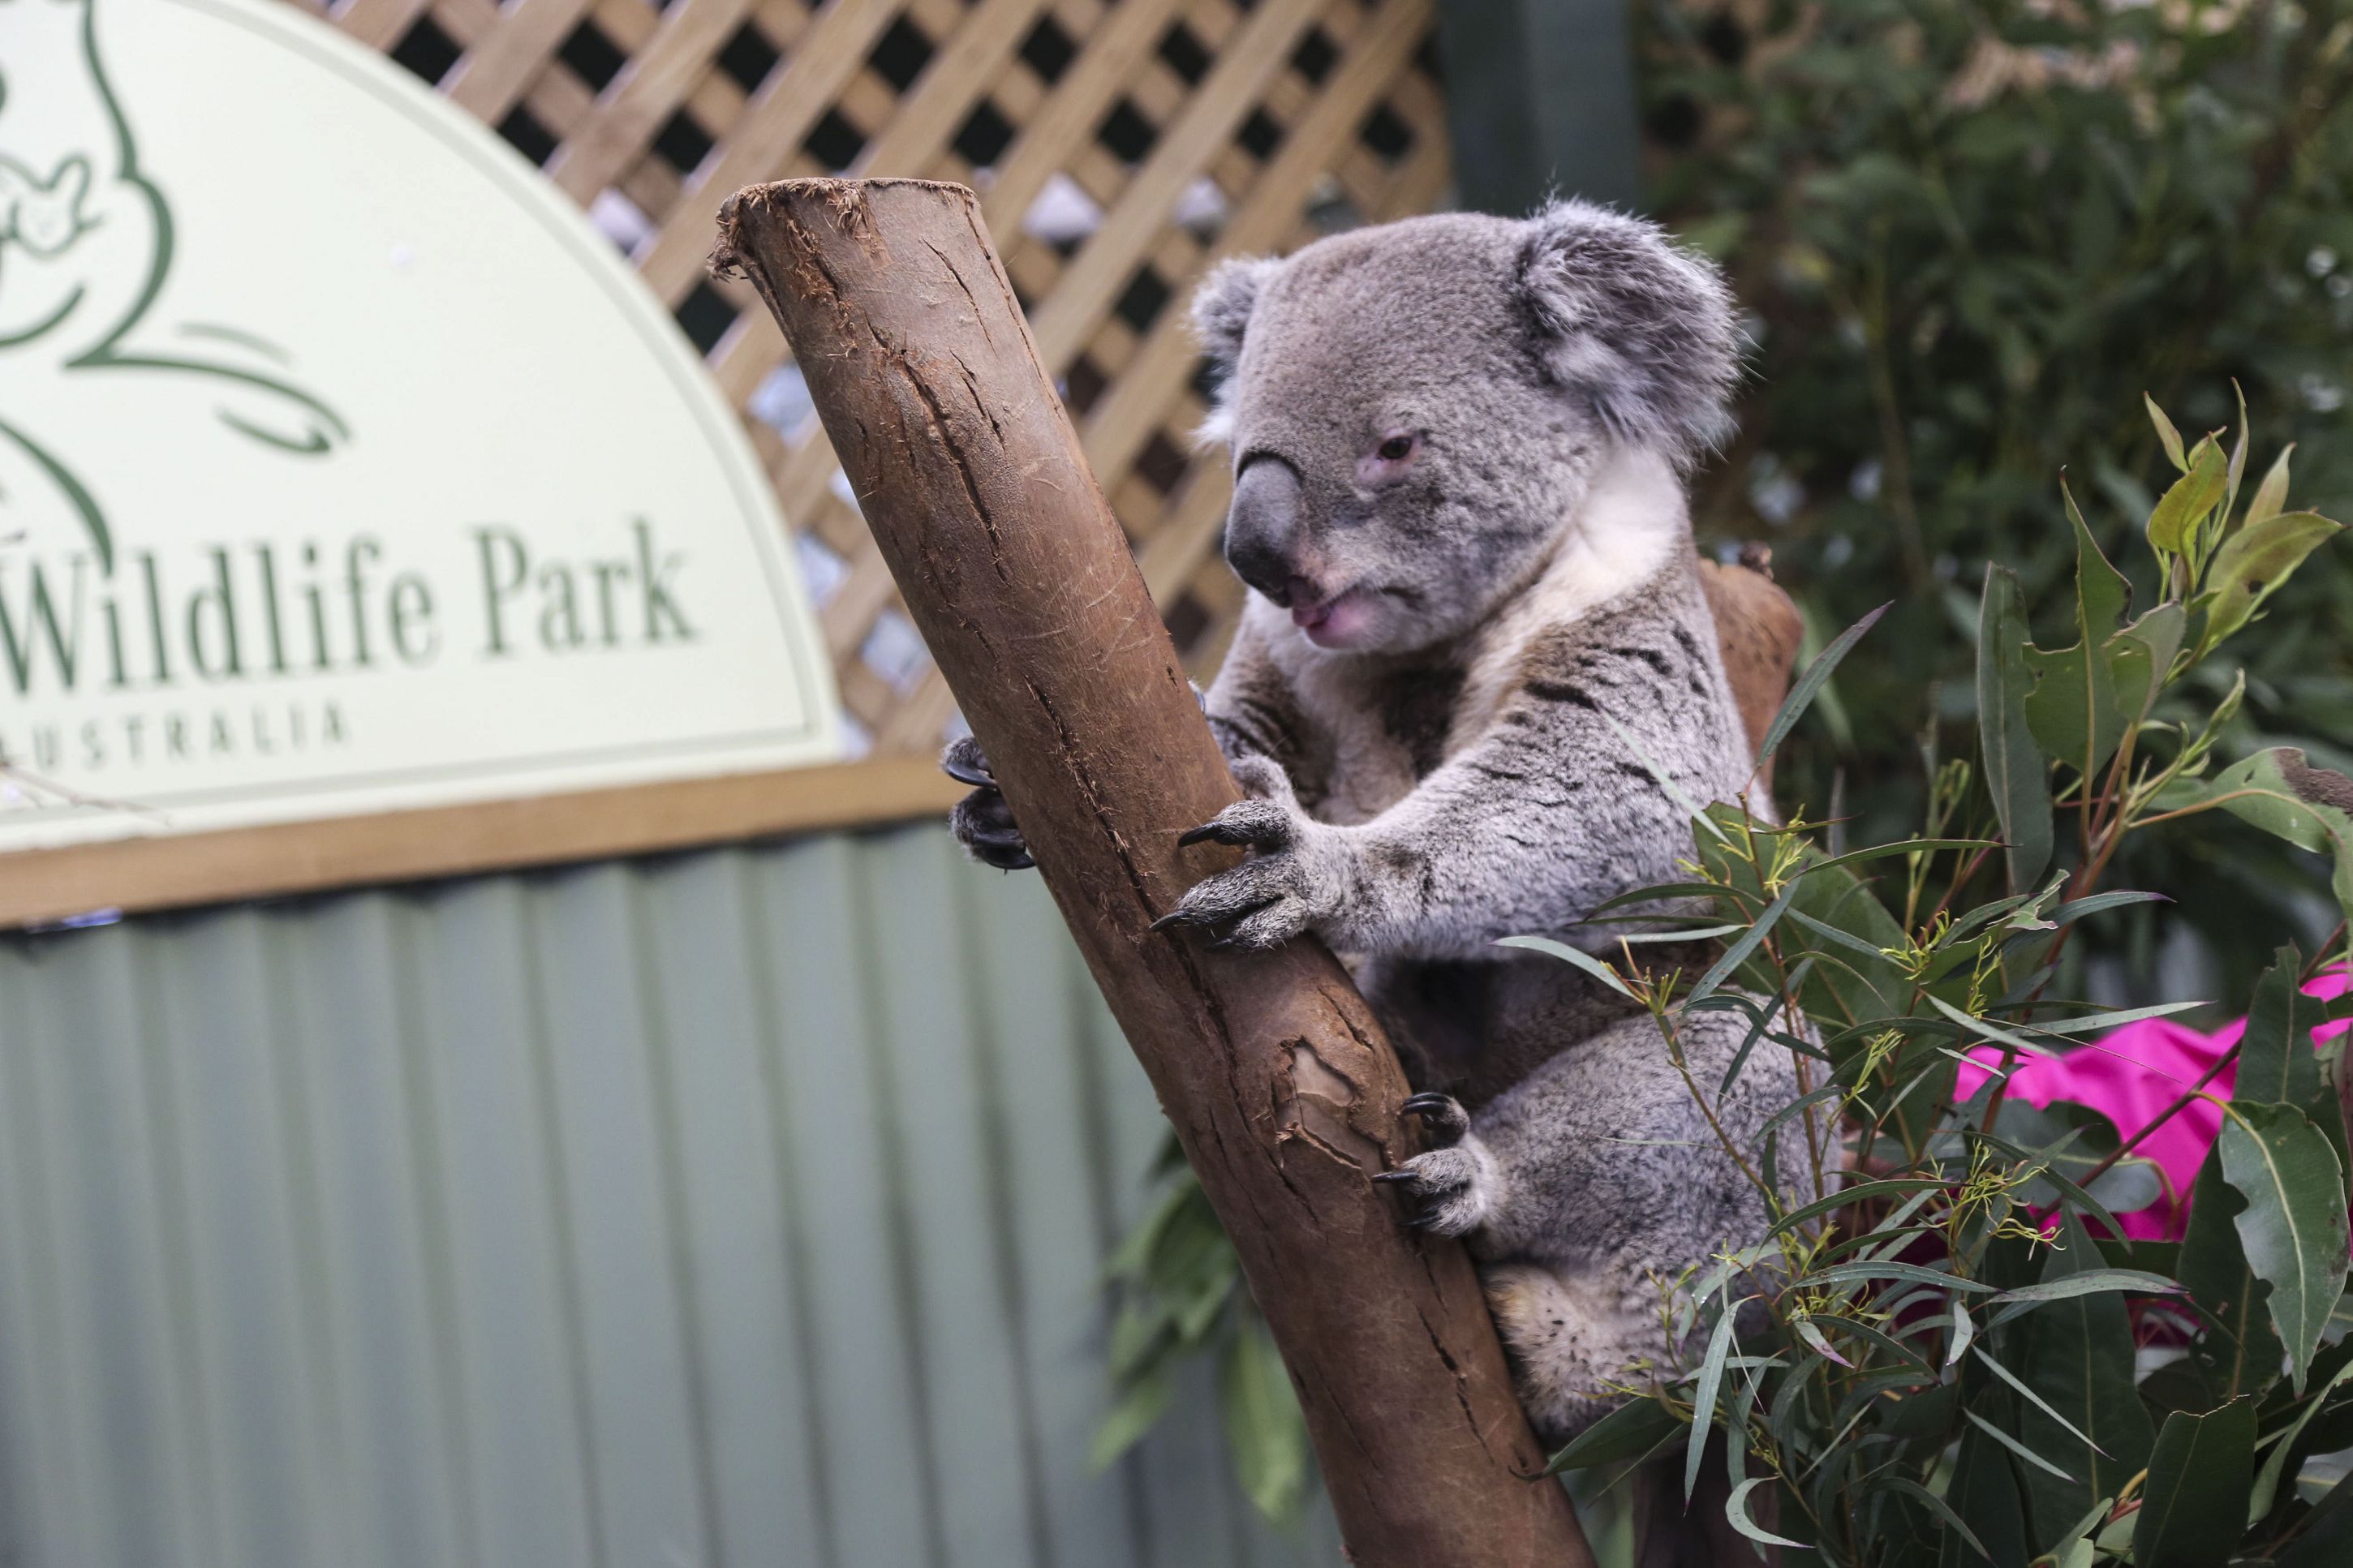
[1252,449,1693,827]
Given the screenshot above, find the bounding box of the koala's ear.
[1516,200,1740,466]
[1188,256,1280,446]
[1189,256,1279,369]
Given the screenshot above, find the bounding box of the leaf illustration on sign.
[0,0,346,569]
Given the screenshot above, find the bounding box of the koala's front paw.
[943,735,1034,870]
[1374,1095,1495,1235]
[1151,757,1354,949]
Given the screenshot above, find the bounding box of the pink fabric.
[1952,969,2352,1240]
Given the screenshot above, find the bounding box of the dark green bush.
[1642,0,2353,1001]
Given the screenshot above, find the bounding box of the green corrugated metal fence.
[0,824,1342,1567]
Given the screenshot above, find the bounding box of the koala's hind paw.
[1373,1137,1496,1236]
[943,736,1035,870]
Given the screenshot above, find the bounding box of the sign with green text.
[0,0,841,853]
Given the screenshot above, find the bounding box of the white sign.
[0,0,841,851]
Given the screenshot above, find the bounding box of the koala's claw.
[1177,798,1297,850]
[1400,1093,1470,1143]
[942,753,994,790]
[944,736,1034,870]
[1154,759,1346,948]
[1375,1145,1492,1236]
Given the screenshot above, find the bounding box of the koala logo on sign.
[0,0,347,569]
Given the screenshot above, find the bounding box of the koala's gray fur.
[947,200,1795,1445]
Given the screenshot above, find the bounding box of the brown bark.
[712,178,1594,1568]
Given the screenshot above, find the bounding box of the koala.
[947,201,1796,1445]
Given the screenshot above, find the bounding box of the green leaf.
[1881,1476,1995,1563]
[1964,1408,2075,1483]
[2180,749,2353,943]
[2023,485,2136,780]
[2200,509,2342,653]
[2063,478,2134,638]
[1979,565,2052,894]
[2244,441,2295,530]
[2145,393,2187,472]
[1974,1346,2107,1455]
[1089,1360,1173,1470]
[2145,434,2226,555]
[1927,993,2061,1059]
[1765,1177,1951,1246]
[2016,999,2205,1036]
[1219,1318,1309,1522]
[1985,1268,2181,1308]
[1601,711,1725,840]
[2182,1139,2288,1401]
[2050,890,2168,926]
[2110,600,2187,728]
[2217,1102,2352,1393]
[1814,1259,1998,1294]
[2248,1357,2353,1523]
[1944,1395,2033,1568]
[2278,1465,2353,1568]
[1687,875,1800,1004]
[2222,383,2251,538]
[2132,1398,2256,1568]
[1758,601,1891,764]
[1790,1313,1852,1368]
[1495,935,1636,998]
[2238,947,2330,1107]
[1542,1393,1682,1474]
[2023,640,2126,785]
[1685,1291,1742,1501]
[1723,1477,1809,1550]
[2014,1213,2155,1550]
[1994,1101,2166,1216]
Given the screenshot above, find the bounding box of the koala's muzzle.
[1224,457,1307,604]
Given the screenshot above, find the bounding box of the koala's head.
[1192,201,1737,655]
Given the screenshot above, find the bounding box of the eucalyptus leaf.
[2237,946,2330,1108]
[1724,1477,1809,1550]
[1985,1267,2180,1307]
[1685,1291,1742,1502]
[2217,1102,2352,1392]
[1219,1318,1309,1522]
[2182,1138,2289,1401]
[1758,601,1891,764]
[2133,1398,2256,1568]
[1088,1361,1173,1471]
[2145,435,2226,554]
[1979,565,2052,894]
[2244,441,2294,530]
[2176,748,2353,941]
[1495,935,1636,998]
[2200,510,2342,653]
[2248,1357,2353,1523]
[1542,1393,1682,1474]
[2021,486,2134,780]
[2145,393,2188,472]
[2013,1213,2153,1549]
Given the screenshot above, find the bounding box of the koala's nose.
[1224,457,1306,603]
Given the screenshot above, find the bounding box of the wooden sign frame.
[0,760,959,928]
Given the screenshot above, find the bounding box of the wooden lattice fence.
[285,0,1452,755]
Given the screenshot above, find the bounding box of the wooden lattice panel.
[286,0,1452,754]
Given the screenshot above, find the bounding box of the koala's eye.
[1374,432,1418,463]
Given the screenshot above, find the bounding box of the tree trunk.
[712,177,1595,1568]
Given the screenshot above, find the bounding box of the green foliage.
[1642,0,2353,1002]
[1530,393,2353,1562]
[1092,1148,1312,1523]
